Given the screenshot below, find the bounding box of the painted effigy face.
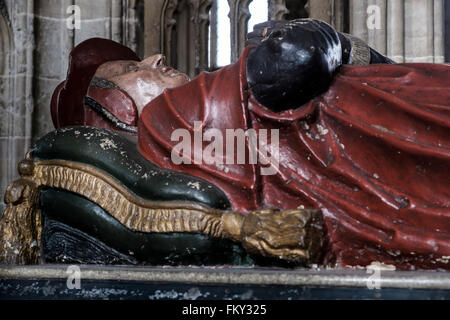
[94,54,190,114]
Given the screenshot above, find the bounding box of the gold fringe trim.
[0,178,41,264]
[33,160,225,238]
[1,157,325,265]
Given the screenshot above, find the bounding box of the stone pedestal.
[2,265,450,299]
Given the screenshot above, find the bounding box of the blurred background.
[0,0,449,211]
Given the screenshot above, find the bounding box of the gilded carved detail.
[0,157,325,265]
[32,160,225,236]
[0,159,41,264]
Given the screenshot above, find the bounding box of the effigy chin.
[1,19,449,273]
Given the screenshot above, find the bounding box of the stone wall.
[350,0,445,63]
[0,0,142,213]
[0,0,34,213]
[33,0,143,141]
[299,0,446,63]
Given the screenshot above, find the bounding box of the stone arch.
[161,0,212,77]
[0,1,12,75]
[0,0,13,94]
[0,0,15,213]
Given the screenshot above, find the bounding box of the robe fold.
[139,47,450,269]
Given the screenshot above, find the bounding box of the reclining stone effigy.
[1,19,449,270]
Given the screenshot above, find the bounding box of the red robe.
[139,47,450,269]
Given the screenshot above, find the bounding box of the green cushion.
[31,126,231,210]
[40,188,251,265]
[31,126,250,265]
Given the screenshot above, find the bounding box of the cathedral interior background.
[0,0,449,214]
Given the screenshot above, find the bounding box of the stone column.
[121,0,144,57]
[350,0,444,63]
[269,0,288,20]
[405,0,434,62]
[210,0,218,68]
[350,0,369,42]
[144,0,166,57]
[0,0,34,214]
[228,0,253,62]
[33,0,73,141]
[332,0,349,32]
[74,0,117,44]
[75,0,143,55]
[307,0,349,32]
[433,0,445,63]
[307,0,332,24]
[185,0,212,75]
[367,0,386,55]
[387,0,404,62]
[446,0,450,62]
[156,0,212,77]
[351,0,387,52]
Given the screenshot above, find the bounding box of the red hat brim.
[51,38,140,129]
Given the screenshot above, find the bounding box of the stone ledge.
[1,265,450,290]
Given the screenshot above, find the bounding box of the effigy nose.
[140,54,166,68]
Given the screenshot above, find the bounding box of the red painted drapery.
[139,47,450,269]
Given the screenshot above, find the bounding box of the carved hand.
[222,208,326,265]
